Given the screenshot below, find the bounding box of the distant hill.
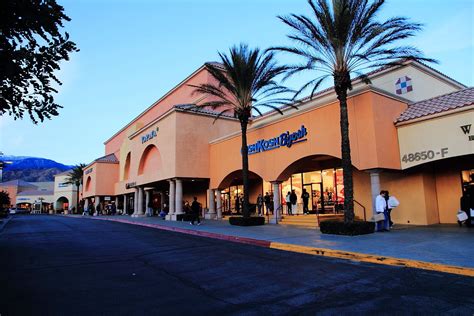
[1,156,73,182]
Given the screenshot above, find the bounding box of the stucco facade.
[81,60,472,226]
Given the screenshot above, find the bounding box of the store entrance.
[303,182,323,214]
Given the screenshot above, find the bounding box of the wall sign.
[141,127,159,144]
[395,76,413,95]
[248,125,308,155]
[398,110,474,169]
[125,182,136,189]
[85,168,93,175]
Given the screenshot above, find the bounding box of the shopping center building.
[82,60,473,226]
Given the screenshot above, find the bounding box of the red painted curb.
[92,217,272,248]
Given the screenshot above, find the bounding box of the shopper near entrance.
[286,192,292,215]
[235,195,240,214]
[302,189,310,215]
[190,197,201,225]
[264,192,271,215]
[385,191,399,228]
[256,194,264,216]
[290,190,297,214]
[375,191,390,232]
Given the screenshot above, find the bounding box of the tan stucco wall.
[209,90,406,188]
[436,170,462,224]
[370,64,460,102]
[83,163,118,198]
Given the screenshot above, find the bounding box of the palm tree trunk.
[240,120,250,218]
[335,74,355,224]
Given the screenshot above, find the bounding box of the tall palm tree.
[272,0,434,223]
[65,163,86,213]
[189,44,295,218]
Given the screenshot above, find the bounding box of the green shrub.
[320,220,375,236]
[229,216,265,226]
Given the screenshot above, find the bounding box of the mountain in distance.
[1,155,73,182]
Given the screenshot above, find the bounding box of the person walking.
[190,197,201,225]
[264,192,271,215]
[235,195,240,214]
[302,189,310,215]
[290,190,297,215]
[285,192,292,215]
[375,190,390,232]
[256,194,264,216]
[384,190,399,228]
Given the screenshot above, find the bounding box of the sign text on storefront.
[248,125,308,155]
[141,127,159,144]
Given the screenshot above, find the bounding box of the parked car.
[9,207,30,215]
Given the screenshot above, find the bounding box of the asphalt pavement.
[0,215,473,315]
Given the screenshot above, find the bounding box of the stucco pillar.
[205,189,216,219]
[216,190,222,220]
[369,170,381,216]
[84,199,89,214]
[175,179,183,216]
[123,195,128,215]
[270,182,281,224]
[166,180,175,220]
[133,188,139,216]
[94,196,100,216]
[133,186,145,217]
[145,190,152,216]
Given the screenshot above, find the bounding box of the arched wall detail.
[216,169,265,189]
[123,152,131,180]
[85,176,92,192]
[138,144,162,176]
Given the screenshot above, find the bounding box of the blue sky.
[1,0,473,165]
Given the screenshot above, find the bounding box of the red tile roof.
[396,87,474,123]
[93,153,119,164]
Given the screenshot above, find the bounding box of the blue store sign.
[141,127,159,144]
[248,125,308,155]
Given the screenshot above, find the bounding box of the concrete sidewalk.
[66,214,473,276]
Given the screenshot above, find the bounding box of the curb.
[70,215,474,277]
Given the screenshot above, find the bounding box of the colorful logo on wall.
[395,76,413,95]
[247,125,308,155]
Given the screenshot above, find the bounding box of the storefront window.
[461,169,474,193]
[303,171,321,184]
[291,174,303,213]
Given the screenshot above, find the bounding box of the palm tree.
[189,44,295,218]
[272,0,434,223]
[65,163,86,213]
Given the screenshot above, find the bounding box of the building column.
[84,199,89,214]
[175,179,183,217]
[94,196,100,216]
[216,190,222,220]
[145,189,152,216]
[133,186,144,217]
[166,180,175,220]
[123,195,128,215]
[270,182,281,224]
[205,189,216,219]
[369,169,381,216]
[133,188,139,216]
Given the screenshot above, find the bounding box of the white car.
[9,207,29,215]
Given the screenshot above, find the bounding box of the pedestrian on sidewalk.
[375,190,390,232]
[302,189,310,215]
[290,190,297,214]
[264,192,271,215]
[385,190,399,228]
[286,192,292,215]
[235,195,240,214]
[190,197,201,225]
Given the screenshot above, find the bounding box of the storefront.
[83,60,472,226]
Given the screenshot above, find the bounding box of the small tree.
[189,44,295,218]
[65,163,86,213]
[0,0,79,123]
[0,190,11,217]
[272,0,434,223]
